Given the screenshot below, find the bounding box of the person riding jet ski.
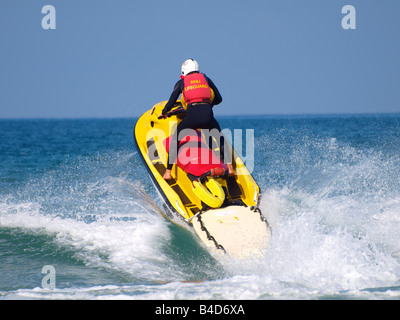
[160,58,235,180]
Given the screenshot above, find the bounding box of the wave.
[248,132,400,296]
[0,150,222,294]
[1,116,400,299]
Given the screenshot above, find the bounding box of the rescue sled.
[134,101,271,259]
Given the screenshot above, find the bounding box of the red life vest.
[182,73,212,105]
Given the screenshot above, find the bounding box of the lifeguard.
[160,59,235,180]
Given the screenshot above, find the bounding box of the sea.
[1,114,400,300]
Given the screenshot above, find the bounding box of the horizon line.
[1,111,400,121]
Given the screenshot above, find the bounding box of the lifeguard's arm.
[162,79,183,115]
[206,76,222,106]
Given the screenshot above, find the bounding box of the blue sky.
[0,0,399,118]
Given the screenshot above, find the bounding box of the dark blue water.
[1,114,400,299]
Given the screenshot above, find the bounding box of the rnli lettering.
[184,84,209,92]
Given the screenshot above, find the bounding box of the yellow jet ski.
[134,100,271,259]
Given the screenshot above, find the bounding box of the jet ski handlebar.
[158,105,187,119]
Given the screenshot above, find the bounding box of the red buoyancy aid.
[182,73,212,105]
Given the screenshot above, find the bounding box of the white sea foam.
[0,177,182,283]
[2,127,400,299]
[2,173,400,299]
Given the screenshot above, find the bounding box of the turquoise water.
[1,114,400,299]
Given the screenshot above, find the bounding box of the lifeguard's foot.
[163,169,172,180]
[227,163,236,176]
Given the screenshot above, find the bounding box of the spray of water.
[1,126,399,299]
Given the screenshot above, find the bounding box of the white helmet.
[181,58,199,77]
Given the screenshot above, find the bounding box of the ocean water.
[0,114,400,300]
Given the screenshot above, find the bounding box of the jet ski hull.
[134,101,270,259]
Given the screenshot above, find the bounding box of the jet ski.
[134,100,271,259]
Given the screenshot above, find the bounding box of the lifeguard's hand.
[158,114,167,119]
